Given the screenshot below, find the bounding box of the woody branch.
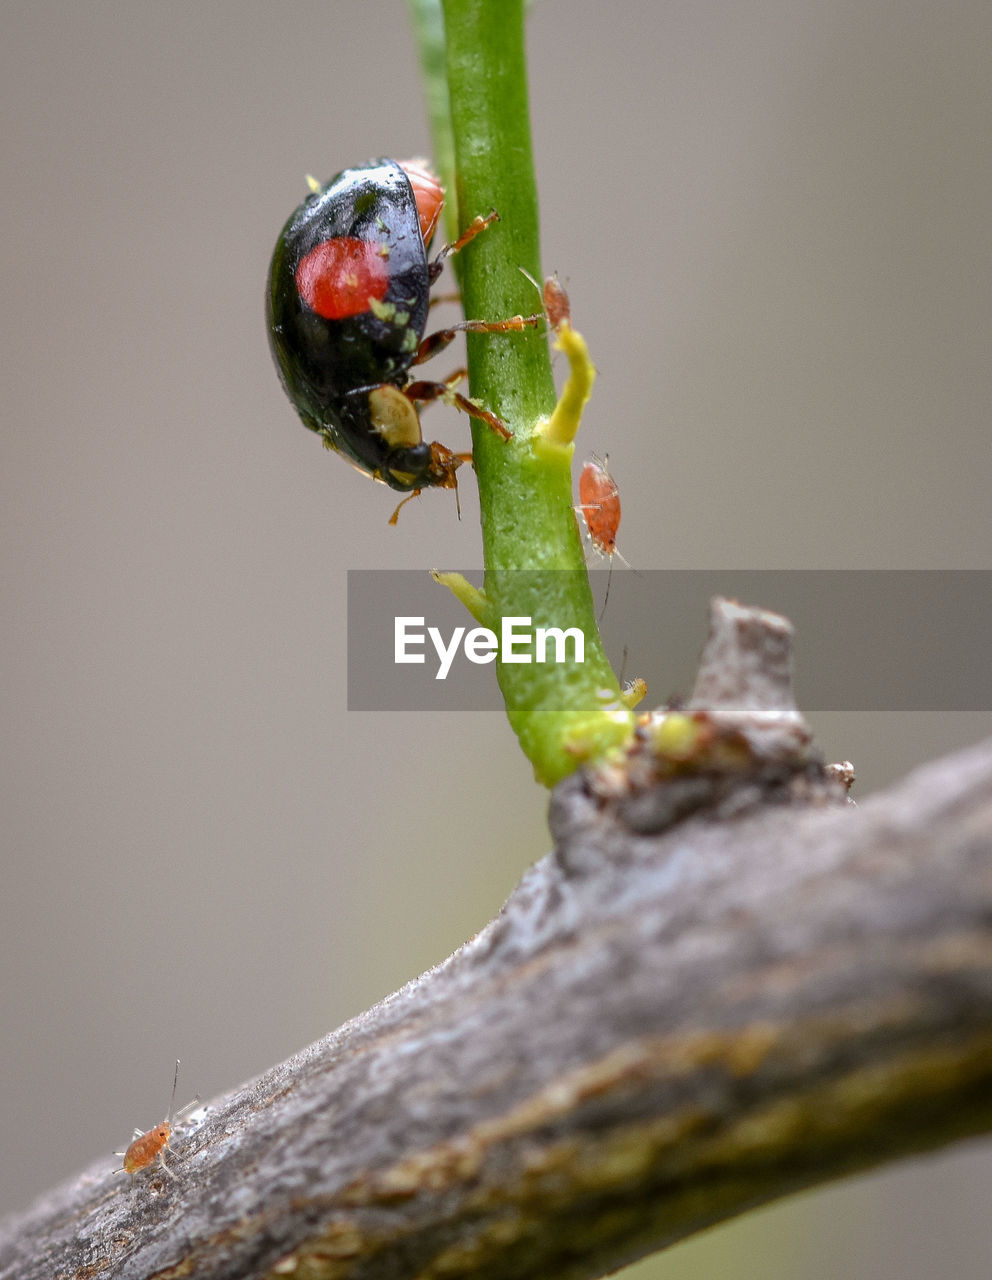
[2,603,991,1280]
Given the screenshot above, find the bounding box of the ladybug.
[267,158,538,512]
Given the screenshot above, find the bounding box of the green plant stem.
[413,0,634,785]
[407,0,457,241]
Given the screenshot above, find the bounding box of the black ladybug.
[267,158,538,511]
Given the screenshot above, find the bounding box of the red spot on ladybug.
[578,455,621,556]
[295,237,390,321]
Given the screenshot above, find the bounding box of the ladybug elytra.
[267,158,539,511]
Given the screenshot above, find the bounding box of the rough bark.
[2,603,990,1280]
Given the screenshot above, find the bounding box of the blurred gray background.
[2,1,990,1275]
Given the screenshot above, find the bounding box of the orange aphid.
[542,274,571,332]
[123,1120,171,1176]
[577,455,632,620]
[118,1059,198,1180]
[518,267,572,333]
[578,455,621,556]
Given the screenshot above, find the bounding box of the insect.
[518,268,571,333]
[267,157,540,514]
[577,454,631,618]
[541,274,571,332]
[578,454,622,557]
[117,1059,199,1181]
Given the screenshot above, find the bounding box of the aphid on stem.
[540,273,571,332]
[577,453,632,620]
[519,267,571,333]
[115,1059,199,1182]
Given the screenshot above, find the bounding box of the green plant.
[410,0,636,785]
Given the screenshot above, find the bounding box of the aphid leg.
[156,1145,180,1181]
[172,1096,201,1124]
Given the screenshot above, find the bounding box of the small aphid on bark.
[116,1059,199,1181]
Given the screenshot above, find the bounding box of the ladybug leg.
[388,490,423,526]
[389,481,465,527]
[409,326,457,365]
[415,367,469,411]
[405,380,512,440]
[388,443,471,525]
[428,291,462,310]
[412,314,543,366]
[428,210,501,281]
